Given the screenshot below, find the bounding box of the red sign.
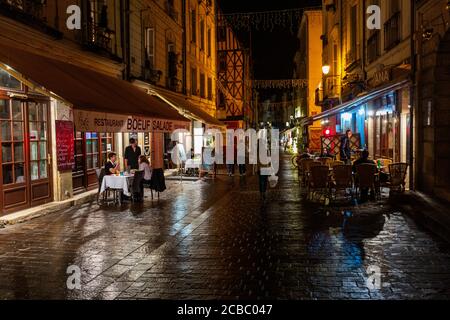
[56,121,75,172]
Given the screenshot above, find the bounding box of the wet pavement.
[0,153,450,300]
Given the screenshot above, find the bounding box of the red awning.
[0,43,189,122]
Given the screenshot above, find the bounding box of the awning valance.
[304,79,411,125]
[0,43,189,124]
[133,81,225,128]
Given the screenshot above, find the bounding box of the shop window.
[28,102,48,181]
[1,99,25,185]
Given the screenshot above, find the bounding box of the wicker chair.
[308,165,331,202]
[330,160,345,168]
[318,157,334,167]
[386,163,409,193]
[299,158,315,186]
[355,164,378,200]
[330,165,354,201]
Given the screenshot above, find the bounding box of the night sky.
[218,0,322,80]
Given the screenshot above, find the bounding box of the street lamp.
[322,65,331,75]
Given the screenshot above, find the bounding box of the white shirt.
[139,162,153,180]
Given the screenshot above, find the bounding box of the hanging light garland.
[252,79,308,89]
[218,7,321,32]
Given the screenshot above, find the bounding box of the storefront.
[0,69,53,213]
[305,80,412,166]
[0,43,190,215]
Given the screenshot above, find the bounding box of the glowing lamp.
[322,65,331,75]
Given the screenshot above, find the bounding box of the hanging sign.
[74,110,190,133]
[55,120,75,172]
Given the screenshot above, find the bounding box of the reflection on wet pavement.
[0,154,449,300]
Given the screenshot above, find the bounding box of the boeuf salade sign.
[74,110,189,133]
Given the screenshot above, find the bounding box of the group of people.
[104,138,153,201]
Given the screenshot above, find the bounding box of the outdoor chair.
[330,165,354,201]
[96,168,106,205]
[385,163,409,193]
[330,160,345,168]
[131,170,145,203]
[355,164,378,200]
[299,158,315,186]
[318,157,334,167]
[307,165,331,203]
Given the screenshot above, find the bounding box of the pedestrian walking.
[340,130,353,165]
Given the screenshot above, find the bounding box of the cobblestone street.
[0,154,449,300]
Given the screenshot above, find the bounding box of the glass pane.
[39,122,47,141]
[75,140,83,155]
[86,155,93,169]
[40,142,47,159]
[75,131,83,139]
[92,139,98,153]
[30,142,38,161]
[14,143,24,162]
[15,163,25,183]
[101,139,107,152]
[11,101,22,120]
[74,156,85,171]
[29,122,38,141]
[86,132,92,139]
[40,160,48,179]
[38,104,47,122]
[92,154,99,169]
[91,132,98,138]
[28,103,38,121]
[13,122,23,141]
[14,163,26,183]
[0,69,21,90]
[30,161,39,180]
[2,164,13,184]
[1,121,11,141]
[0,100,10,119]
[2,143,12,162]
[86,139,92,154]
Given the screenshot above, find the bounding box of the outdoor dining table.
[100,174,134,197]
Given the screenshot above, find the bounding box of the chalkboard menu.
[56,120,75,172]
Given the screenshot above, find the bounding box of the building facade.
[0,0,221,216]
[216,16,255,130]
[303,0,414,187]
[415,0,450,202]
[294,9,323,153]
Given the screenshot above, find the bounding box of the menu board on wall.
[55,120,75,172]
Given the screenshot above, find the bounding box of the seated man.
[105,152,120,175]
[352,150,378,201]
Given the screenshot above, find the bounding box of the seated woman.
[105,152,120,175]
[139,155,153,196]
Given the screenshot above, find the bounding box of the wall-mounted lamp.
[447,0,450,11]
[322,65,331,75]
[423,28,434,40]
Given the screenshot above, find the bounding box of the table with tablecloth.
[100,175,134,196]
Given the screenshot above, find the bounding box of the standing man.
[340,130,353,165]
[124,138,142,170]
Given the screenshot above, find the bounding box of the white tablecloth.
[185,159,202,170]
[100,175,133,196]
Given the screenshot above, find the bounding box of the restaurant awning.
[0,43,189,126]
[299,79,411,127]
[133,80,226,129]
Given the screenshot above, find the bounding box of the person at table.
[352,150,388,201]
[124,138,142,171]
[139,155,152,199]
[105,152,120,175]
[340,129,353,165]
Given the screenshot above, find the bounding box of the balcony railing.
[84,22,114,53]
[0,0,45,20]
[384,12,401,51]
[367,30,380,64]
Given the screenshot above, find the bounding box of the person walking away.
[340,130,353,165]
[124,138,142,171]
